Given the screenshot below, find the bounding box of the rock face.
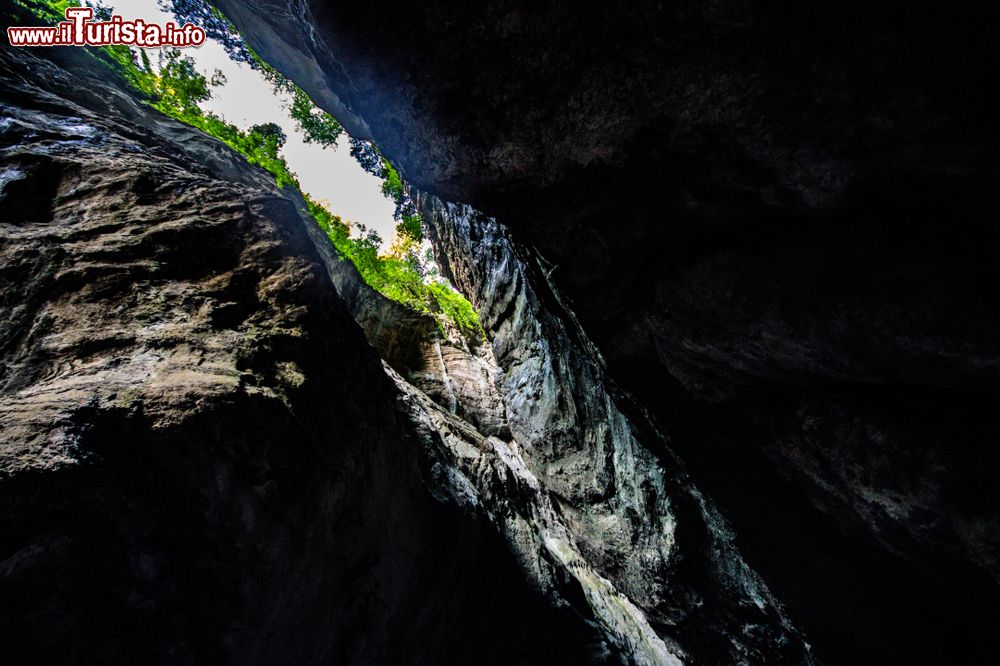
[412,196,812,664]
[5,0,1000,661]
[0,33,810,662]
[320,201,811,663]
[213,1,1000,662]
[0,42,609,665]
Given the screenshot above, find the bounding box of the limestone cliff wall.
[0,41,603,666]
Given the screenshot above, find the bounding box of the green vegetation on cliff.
[16,0,483,342]
[308,198,483,342]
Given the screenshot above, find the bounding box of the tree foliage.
[160,0,257,66]
[349,138,384,176]
[100,45,299,187]
[248,122,287,158]
[309,196,483,342]
[148,49,224,114]
[396,214,423,243]
[163,0,344,146]
[20,0,481,342]
[288,86,343,147]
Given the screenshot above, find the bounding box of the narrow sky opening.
[109,0,398,245]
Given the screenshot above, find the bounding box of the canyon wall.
[0,21,810,664]
[0,41,606,665]
[214,1,1000,663]
[3,0,999,662]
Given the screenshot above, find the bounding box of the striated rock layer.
[0,34,810,664]
[214,0,1000,662]
[5,0,1000,661]
[411,196,812,664]
[0,42,606,665]
[315,197,812,663]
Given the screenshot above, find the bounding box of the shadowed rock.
[0,40,607,666]
[213,1,1000,662]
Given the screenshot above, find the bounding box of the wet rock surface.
[0,43,607,666]
[215,0,1000,662]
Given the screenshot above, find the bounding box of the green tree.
[396,214,424,243]
[350,138,384,176]
[19,0,483,342]
[289,86,343,147]
[153,49,223,115]
[248,122,287,160]
[162,0,257,67]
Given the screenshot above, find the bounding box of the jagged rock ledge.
[0,41,607,665]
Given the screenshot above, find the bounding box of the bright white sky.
[110,0,398,243]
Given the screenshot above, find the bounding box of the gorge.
[2,0,1000,664]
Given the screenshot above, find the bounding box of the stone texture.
[412,196,812,664]
[5,0,1000,661]
[407,336,510,439]
[213,1,1000,661]
[316,195,810,662]
[0,40,606,666]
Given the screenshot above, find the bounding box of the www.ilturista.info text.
[7,7,206,48]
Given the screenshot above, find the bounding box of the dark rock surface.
[213,1,1000,663]
[415,196,812,664]
[318,195,812,663]
[0,42,607,666]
